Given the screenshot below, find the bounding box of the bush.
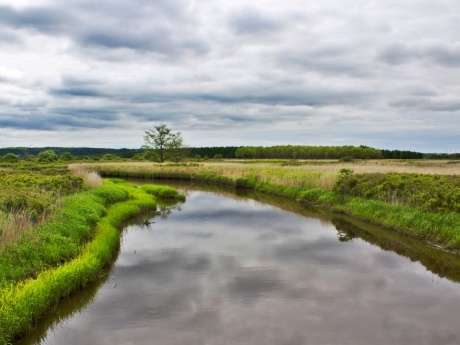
[60,152,73,161]
[333,172,460,213]
[37,150,58,163]
[3,153,19,163]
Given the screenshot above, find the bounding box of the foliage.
[0,145,429,162]
[381,149,424,159]
[190,146,239,159]
[37,150,58,163]
[0,166,84,240]
[235,145,383,159]
[333,169,357,196]
[143,124,185,163]
[60,152,73,161]
[3,153,19,163]
[102,154,114,160]
[333,172,460,213]
[0,147,143,159]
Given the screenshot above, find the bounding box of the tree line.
[0,145,432,162]
[0,147,141,159]
[234,145,383,159]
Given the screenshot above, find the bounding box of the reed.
[0,210,35,249]
[71,168,103,189]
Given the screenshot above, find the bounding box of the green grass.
[0,179,182,344]
[140,184,186,201]
[334,198,460,249]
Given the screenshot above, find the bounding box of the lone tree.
[143,124,185,163]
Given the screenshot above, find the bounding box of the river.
[16,184,460,345]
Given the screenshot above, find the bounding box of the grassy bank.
[76,162,460,252]
[0,179,184,344]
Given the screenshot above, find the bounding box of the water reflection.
[15,188,460,345]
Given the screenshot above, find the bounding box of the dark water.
[16,187,460,345]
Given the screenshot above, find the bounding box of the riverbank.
[74,162,460,253]
[0,179,184,344]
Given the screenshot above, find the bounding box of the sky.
[0,0,459,152]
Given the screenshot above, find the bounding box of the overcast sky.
[0,0,459,152]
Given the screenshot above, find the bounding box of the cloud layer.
[0,0,459,151]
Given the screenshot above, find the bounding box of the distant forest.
[0,147,141,158]
[0,145,449,161]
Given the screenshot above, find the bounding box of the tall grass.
[333,198,460,249]
[0,165,84,247]
[70,167,103,189]
[71,162,338,190]
[0,210,35,249]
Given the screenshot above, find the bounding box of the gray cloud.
[390,98,460,112]
[0,1,209,57]
[379,42,460,68]
[0,5,70,33]
[0,0,459,151]
[50,87,106,98]
[230,7,284,35]
[77,28,209,56]
[0,29,21,45]
[277,46,373,78]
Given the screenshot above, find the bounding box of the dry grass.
[70,167,103,188]
[0,210,34,248]
[71,159,460,192]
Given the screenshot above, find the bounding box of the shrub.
[60,152,73,161]
[37,150,58,163]
[3,153,19,163]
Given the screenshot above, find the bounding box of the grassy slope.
[0,180,183,344]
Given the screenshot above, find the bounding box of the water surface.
[17,188,460,345]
